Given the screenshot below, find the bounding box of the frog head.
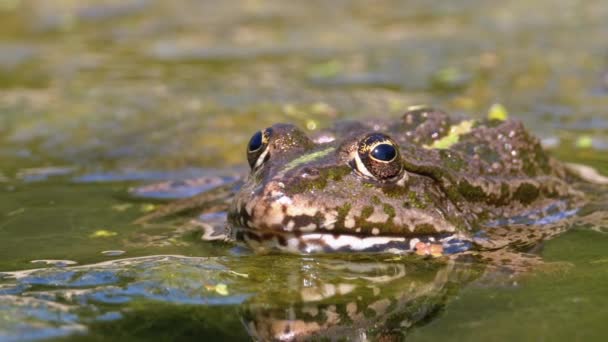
[228,123,468,254]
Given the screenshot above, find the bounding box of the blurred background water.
[1,0,608,340]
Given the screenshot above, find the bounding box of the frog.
[133,107,604,257]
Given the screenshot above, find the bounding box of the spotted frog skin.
[227,108,583,254]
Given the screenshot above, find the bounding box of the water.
[1,0,608,340]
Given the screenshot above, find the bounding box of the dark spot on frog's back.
[382,203,396,218]
[457,181,485,202]
[361,206,374,218]
[335,203,352,224]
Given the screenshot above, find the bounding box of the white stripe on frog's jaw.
[232,228,471,255]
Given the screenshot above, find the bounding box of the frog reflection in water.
[0,254,484,341]
[240,256,484,341]
[135,107,604,258]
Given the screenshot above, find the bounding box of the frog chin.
[231,227,471,255]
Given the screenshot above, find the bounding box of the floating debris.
[6,208,25,217]
[90,230,118,238]
[111,204,132,212]
[30,259,78,267]
[101,250,126,257]
[16,166,75,182]
[140,204,156,213]
[227,270,249,278]
[205,283,229,296]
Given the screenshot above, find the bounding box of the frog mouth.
[231,227,471,255]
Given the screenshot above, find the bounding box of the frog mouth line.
[232,227,471,254]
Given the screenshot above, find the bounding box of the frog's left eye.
[247,128,272,169]
[248,131,263,153]
[355,133,403,180]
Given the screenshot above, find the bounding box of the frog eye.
[370,143,397,162]
[354,133,403,180]
[248,131,263,152]
[247,128,272,169]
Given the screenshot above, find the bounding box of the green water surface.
[1,0,608,341]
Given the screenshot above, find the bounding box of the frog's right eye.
[247,128,272,169]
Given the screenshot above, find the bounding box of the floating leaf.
[90,230,117,238]
[205,283,230,296]
[575,135,593,149]
[215,283,229,296]
[140,204,156,213]
[112,204,132,212]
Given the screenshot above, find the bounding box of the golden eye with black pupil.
[355,133,403,180]
[246,128,272,169]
